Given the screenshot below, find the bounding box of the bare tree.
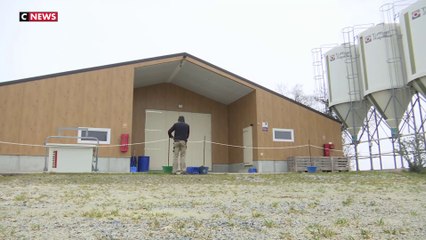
[276,83,332,115]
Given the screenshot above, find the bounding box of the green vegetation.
[0,171,425,239]
[82,208,120,219]
[13,193,28,202]
[307,224,336,239]
[252,210,263,218]
[342,196,354,206]
[335,218,349,227]
[360,229,372,239]
[263,219,276,228]
[271,201,279,208]
[399,133,426,173]
[376,218,385,226]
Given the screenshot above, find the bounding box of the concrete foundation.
[0,155,45,173]
[254,160,288,173]
[213,160,289,173]
[212,163,245,173]
[1,155,289,174]
[0,155,130,173]
[97,157,130,172]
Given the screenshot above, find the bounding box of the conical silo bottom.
[411,77,426,98]
[331,100,371,142]
[366,88,412,133]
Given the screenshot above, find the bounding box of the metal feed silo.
[358,23,412,136]
[400,0,426,96]
[326,45,370,142]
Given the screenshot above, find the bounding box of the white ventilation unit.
[46,144,96,173]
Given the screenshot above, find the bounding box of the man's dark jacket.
[168,122,190,142]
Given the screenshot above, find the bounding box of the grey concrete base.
[254,160,288,173]
[1,155,288,174]
[0,155,130,173]
[0,155,45,173]
[97,157,130,173]
[213,161,288,173]
[212,164,229,172]
[212,163,244,173]
[229,163,245,173]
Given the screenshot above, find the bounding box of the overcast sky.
[1,0,394,94]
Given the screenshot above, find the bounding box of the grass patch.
[288,205,303,214]
[30,224,41,231]
[173,220,186,231]
[376,218,385,226]
[1,172,425,239]
[82,209,104,218]
[271,201,279,208]
[360,229,372,239]
[82,208,120,219]
[14,193,28,202]
[308,200,319,209]
[335,218,349,227]
[383,227,406,235]
[307,224,336,239]
[342,196,354,206]
[252,211,263,218]
[263,219,276,228]
[410,210,418,216]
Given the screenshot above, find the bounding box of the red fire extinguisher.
[323,142,335,157]
[120,134,129,153]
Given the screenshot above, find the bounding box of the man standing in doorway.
[168,116,190,174]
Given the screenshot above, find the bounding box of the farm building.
[0,53,343,173]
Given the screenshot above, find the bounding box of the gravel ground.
[0,171,425,240]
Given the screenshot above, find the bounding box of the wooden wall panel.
[132,83,229,164]
[255,89,342,160]
[19,79,56,155]
[0,67,134,158]
[110,69,134,152]
[227,91,257,164]
[0,84,25,154]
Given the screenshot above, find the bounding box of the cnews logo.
[19,12,58,22]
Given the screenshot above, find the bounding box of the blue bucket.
[130,166,137,173]
[248,167,257,173]
[186,167,200,174]
[307,166,317,173]
[137,156,150,172]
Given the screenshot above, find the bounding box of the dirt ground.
[0,171,425,239]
